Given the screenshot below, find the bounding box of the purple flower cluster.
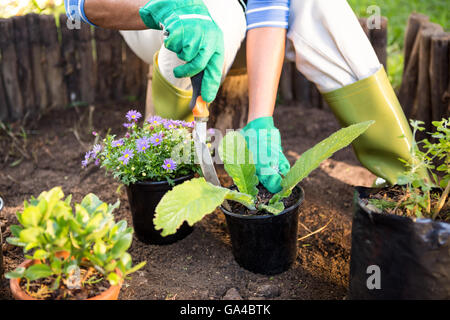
[119,149,134,165]
[136,137,150,153]
[111,139,124,147]
[162,158,177,171]
[126,110,142,122]
[146,116,194,130]
[150,132,163,146]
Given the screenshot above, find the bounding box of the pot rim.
[130,173,195,186]
[220,185,304,220]
[355,186,450,226]
[10,258,122,300]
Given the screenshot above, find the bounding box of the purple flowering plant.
[82,110,199,185]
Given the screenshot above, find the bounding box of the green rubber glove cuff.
[243,116,275,131]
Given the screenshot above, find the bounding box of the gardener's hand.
[139,0,224,102]
[241,117,290,194]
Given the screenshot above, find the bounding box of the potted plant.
[154,121,374,275]
[5,187,146,300]
[349,118,450,299]
[83,110,200,245]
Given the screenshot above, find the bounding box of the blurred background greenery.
[348,0,449,89]
[0,0,65,18]
[0,0,448,90]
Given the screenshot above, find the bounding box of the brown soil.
[367,185,449,221]
[18,266,110,300]
[0,101,376,300]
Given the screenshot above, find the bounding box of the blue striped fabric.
[246,0,290,30]
[64,0,96,27]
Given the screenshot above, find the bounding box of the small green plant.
[369,118,449,220]
[154,120,374,236]
[5,187,146,299]
[82,110,200,185]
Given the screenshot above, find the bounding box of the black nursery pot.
[349,186,450,300]
[220,186,304,275]
[126,174,194,245]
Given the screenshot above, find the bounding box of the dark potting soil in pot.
[365,185,449,221]
[349,186,450,300]
[228,184,302,216]
[19,266,111,300]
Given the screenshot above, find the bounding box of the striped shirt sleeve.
[246,0,290,30]
[64,0,97,27]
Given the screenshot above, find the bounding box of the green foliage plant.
[5,187,146,297]
[154,121,374,236]
[369,118,449,220]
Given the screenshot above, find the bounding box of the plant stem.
[433,182,450,220]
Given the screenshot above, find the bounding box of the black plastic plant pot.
[349,186,450,300]
[220,186,304,275]
[126,174,194,245]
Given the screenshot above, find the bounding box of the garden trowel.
[190,72,230,210]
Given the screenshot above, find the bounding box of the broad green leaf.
[10,225,23,237]
[274,121,374,202]
[6,237,27,247]
[19,227,42,243]
[38,187,64,220]
[51,258,62,274]
[85,212,104,233]
[120,252,132,270]
[154,178,229,236]
[20,206,43,227]
[75,204,90,225]
[219,131,259,198]
[107,272,121,286]
[111,233,132,259]
[24,264,54,281]
[94,240,107,256]
[80,193,105,215]
[5,267,26,279]
[33,249,49,260]
[104,261,118,273]
[258,202,285,215]
[224,190,256,210]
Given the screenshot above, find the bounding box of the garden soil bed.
[0,101,376,300]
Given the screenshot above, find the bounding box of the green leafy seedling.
[5,187,146,296]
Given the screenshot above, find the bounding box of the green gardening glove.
[241,117,291,194]
[139,0,224,102]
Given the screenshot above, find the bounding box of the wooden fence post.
[59,14,80,105]
[123,40,145,103]
[27,13,49,114]
[40,14,67,111]
[13,15,36,119]
[430,33,450,121]
[0,74,8,122]
[403,13,430,69]
[399,21,443,119]
[77,23,96,105]
[369,16,388,71]
[0,18,24,121]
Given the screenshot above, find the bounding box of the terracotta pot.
[10,258,122,300]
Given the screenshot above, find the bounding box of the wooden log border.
[0,13,149,123]
[0,13,447,128]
